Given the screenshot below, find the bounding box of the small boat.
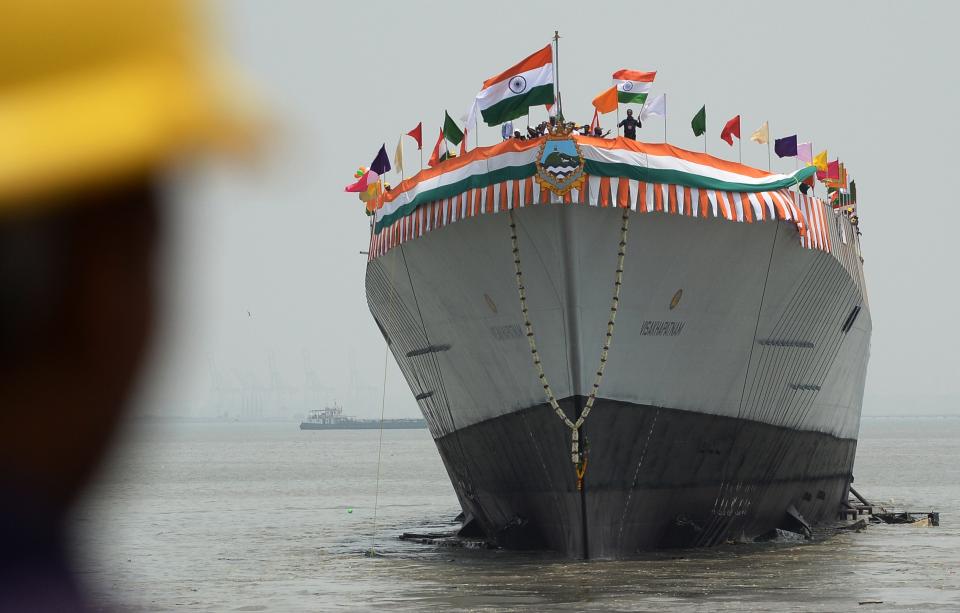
[299,404,426,430]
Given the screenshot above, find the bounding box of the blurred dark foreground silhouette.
[0,1,259,609]
[0,177,160,610]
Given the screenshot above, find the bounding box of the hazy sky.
[136,0,960,419]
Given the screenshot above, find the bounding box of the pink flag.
[345,169,378,193]
[797,142,813,164]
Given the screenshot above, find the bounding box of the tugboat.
[299,403,427,430]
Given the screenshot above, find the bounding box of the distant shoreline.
[130,414,960,423]
[860,414,960,420]
[130,415,426,423]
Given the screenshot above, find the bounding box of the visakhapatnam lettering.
[639,320,685,337]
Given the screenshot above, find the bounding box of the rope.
[508,206,630,486]
[369,337,389,555]
[370,250,396,556]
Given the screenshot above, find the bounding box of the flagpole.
[810,141,814,197]
[738,134,742,164]
[443,116,450,158]
[663,93,667,143]
[419,146,423,172]
[766,123,771,171]
[399,137,404,183]
[616,105,620,137]
[378,172,384,213]
[553,31,562,118]
[475,114,480,149]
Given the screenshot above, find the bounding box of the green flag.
[849,180,857,204]
[691,105,706,137]
[443,111,464,146]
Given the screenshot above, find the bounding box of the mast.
[553,30,562,120]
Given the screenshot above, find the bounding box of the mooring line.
[370,251,397,556]
[369,336,389,555]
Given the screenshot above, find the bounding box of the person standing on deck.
[618,108,642,140]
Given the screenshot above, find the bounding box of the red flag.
[826,160,839,179]
[427,128,445,167]
[802,173,815,188]
[818,159,840,181]
[407,122,423,150]
[720,115,740,146]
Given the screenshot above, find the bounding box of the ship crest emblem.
[534,129,585,196]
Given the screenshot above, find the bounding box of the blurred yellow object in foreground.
[0,0,261,213]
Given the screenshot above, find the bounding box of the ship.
[299,404,427,430]
[360,48,869,559]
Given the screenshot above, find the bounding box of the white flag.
[640,93,666,121]
[394,137,403,174]
[459,99,480,150]
[462,99,479,132]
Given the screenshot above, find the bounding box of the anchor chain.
[508,207,630,487]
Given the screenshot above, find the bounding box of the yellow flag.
[749,121,769,144]
[592,85,619,114]
[394,137,403,175]
[359,181,381,203]
[812,150,828,171]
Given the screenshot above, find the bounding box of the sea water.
[72,417,960,611]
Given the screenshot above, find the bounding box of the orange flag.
[427,129,445,167]
[592,85,618,114]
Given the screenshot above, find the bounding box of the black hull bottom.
[435,398,857,559]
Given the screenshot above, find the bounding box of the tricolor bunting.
[370,136,826,259]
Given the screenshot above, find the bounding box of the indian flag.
[613,69,656,105]
[472,45,555,126]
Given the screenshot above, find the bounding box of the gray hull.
[365,203,870,558]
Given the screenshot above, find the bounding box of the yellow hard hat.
[0,0,261,213]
